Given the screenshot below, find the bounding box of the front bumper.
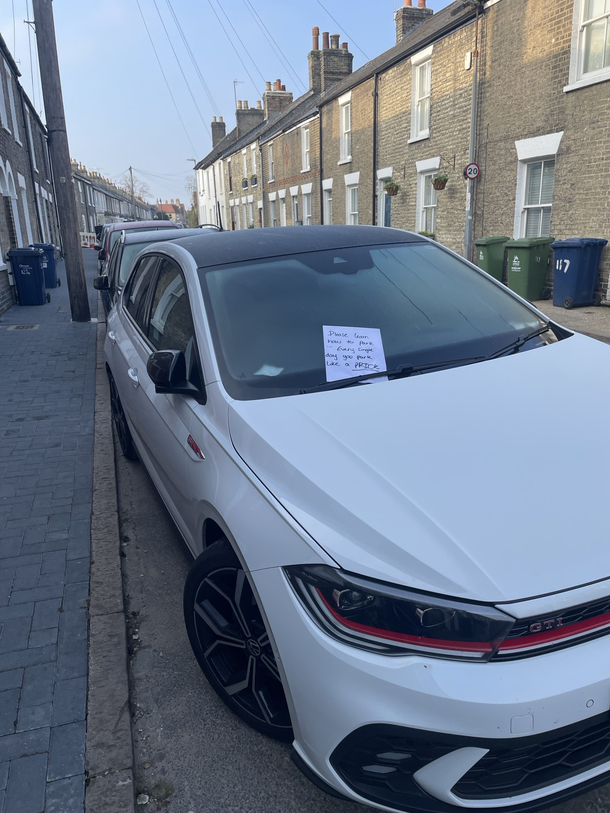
[251,567,610,812]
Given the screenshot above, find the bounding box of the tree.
[118,171,151,203]
[186,206,198,227]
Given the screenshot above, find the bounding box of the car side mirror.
[147,350,201,398]
[94,244,102,252]
[93,275,110,290]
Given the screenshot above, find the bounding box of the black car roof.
[166,226,426,269]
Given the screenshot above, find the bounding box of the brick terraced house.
[0,33,59,315]
[193,0,610,296]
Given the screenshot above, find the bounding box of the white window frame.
[323,178,333,225]
[301,125,310,171]
[377,167,393,227]
[5,64,19,143]
[250,144,257,177]
[415,157,440,234]
[242,149,248,181]
[513,133,563,238]
[344,172,360,226]
[268,143,274,182]
[565,0,610,92]
[409,45,433,143]
[301,183,312,225]
[339,91,352,164]
[0,66,8,132]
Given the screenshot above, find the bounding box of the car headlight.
[284,565,515,661]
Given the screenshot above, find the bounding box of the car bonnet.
[228,333,610,604]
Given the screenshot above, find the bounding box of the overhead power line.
[165,0,219,117]
[242,0,306,93]
[151,0,210,137]
[133,0,198,156]
[206,0,261,99]
[315,0,370,61]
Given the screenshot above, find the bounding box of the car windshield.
[199,242,551,401]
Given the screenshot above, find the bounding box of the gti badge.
[529,618,564,633]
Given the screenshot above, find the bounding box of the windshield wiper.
[487,324,551,360]
[300,355,486,394]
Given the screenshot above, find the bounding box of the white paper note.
[323,326,387,382]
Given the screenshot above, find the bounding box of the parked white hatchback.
[104,226,610,813]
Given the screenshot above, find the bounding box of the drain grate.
[6,324,40,330]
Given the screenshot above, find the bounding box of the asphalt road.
[114,436,373,813]
[114,434,610,813]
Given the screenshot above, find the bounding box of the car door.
[121,256,206,541]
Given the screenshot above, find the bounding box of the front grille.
[453,714,610,799]
[331,717,610,812]
[494,595,610,659]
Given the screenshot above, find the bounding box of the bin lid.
[7,247,44,257]
[474,236,510,246]
[505,237,554,248]
[549,238,608,249]
[30,242,55,250]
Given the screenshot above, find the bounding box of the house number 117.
[556,258,571,274]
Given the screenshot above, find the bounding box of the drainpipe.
[464,2,482,262]
[319,111,324,223]
[372,72,379,226]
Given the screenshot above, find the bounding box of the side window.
[147,259,194,353]
[125,256,158,331]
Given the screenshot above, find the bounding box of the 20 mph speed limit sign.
[465,162,480,180]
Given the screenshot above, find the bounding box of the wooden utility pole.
[32,0,90,322]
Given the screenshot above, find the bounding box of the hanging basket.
[384,182,400,197]
[432,178,448,191]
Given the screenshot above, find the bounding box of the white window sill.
[408,132,430,145]
[338,157,352,166]
[301,167,310,173]
[564,70,610,92]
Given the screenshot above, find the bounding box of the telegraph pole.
[129,166,135,219]
[32,0,90,322]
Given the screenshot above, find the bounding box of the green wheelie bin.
[505,237,552,300]
[474,236,509,282]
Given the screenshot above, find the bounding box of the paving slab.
[0,251,97,811]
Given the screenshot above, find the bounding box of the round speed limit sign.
[465,162,480,180]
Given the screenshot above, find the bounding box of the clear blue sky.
[1,0,453,204]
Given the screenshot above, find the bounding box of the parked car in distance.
[104,225,610,813]
[93,227,215,315]
[94,220,181,273]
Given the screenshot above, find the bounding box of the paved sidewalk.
[0,253,97,813]
[533,299,610,344]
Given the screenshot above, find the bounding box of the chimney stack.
[263,79,293,120]
[395,0,433,44]
[309,25,353,92]
[236,99,264,136]
[211,115,226,147]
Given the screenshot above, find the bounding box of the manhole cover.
[6,324,39,330]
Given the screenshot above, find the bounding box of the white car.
[104,225,610,813]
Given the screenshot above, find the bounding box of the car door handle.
[127,368,139,387]
[108,330,116,345]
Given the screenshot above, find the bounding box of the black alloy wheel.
[184,540,293,741]
[108,372,138,461]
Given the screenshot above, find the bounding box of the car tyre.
[108,372,138,461]
[184,539,293,741]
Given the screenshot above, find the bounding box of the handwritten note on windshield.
[323,326,387,382]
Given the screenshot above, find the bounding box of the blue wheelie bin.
[7,247,48,305]
[550,238,608,309]
[31,242,59,288]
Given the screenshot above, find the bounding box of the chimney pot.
[312,26,319,50]
[342,42,348,49]
[265,81,272,91]
[237,100,242,109]
[257,100,262,109]
[330,34,340,49]
[418,0,426,6]
[212,115,217,122]
[275,79,282,90]
[281,84,286,91]
[322,31,330,49]
[404,0,412,5]
[244,100,249,109]
[220,116,224,122]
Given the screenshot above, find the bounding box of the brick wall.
[477,0,610,293]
